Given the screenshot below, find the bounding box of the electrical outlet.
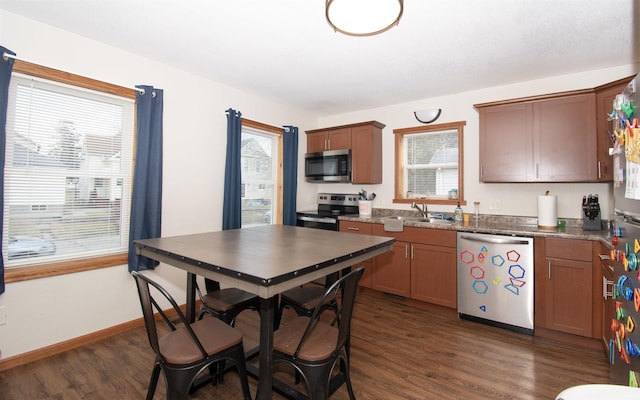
[489,200,501,210]
[0,305,6,325]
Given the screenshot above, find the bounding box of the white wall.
[317,65,639,220]
[0,10,317,360]
[0,8,637,361]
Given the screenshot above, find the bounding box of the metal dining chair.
[197,278,260,326]
[272,267,364,400]
[131,271,252,400]
[275,271,340,329]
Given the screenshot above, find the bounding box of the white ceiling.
[1,0,638,116]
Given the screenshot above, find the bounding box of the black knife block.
[582,194,602,231]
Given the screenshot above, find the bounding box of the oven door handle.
[297,216,338,224]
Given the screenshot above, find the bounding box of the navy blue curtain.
[0,47,16,294]
[222,108,242,230]
[282,126,298,226]
[128,85,164,272]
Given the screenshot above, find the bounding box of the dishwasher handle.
[458,234,531,246]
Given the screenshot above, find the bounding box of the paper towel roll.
[538,195,557,228]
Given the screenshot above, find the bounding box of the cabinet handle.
[548,261,551,280]
[480,165,483,181]
[347,227,360,231]
[327,139,330,150]
[597,161,602,179]
[411,244,414,260]
[603,275,614,299]
[405,243,409,259]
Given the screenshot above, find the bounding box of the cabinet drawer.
[371,224,456,247]
[545,238,592,261]
[339,221,372,234]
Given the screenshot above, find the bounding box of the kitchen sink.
[427,218,456,225]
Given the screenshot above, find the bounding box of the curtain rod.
[2,51,146,94]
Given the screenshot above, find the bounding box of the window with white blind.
[4,73,134,267]
[393,121,465,205]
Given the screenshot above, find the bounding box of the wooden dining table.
[133,224,394,400]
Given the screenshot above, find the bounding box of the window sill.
[5,253,128,283]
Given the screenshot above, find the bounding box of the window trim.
[242,118,284,225]
[5,60,136,283]
[392,121,466,206]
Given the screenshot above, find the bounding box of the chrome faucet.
[411,202,429,218]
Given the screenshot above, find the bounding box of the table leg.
[256,296,277,400]
[186,272,197,323]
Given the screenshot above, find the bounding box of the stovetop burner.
[297,193,360,217]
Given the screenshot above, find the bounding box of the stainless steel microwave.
[304,149,351,183]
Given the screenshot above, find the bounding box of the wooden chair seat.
[201,288,259,313]
[197,284,260,326]
[158,316,243,364]
[280,286,332,310]
[276,272,340,328]
[274,317,338,362]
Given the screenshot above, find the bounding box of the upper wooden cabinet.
[476,91,597,182]
[594,76,634,181]
[306,127,351,152]
[306,121,384,184]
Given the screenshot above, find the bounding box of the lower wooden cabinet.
[535,237,594,337]
[339,220,373,288]
[370,225,457,308]
[410,243,457,308]
[371,240,412,297]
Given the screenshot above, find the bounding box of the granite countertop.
[339,209,611,245]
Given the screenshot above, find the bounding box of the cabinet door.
[351,124,382,184]
[596,81,630,181]
[535,93,597,181]
[372,241,411,297]
[479,102,533,182]
[410,243,457,308]
[327,127,351,150]
[339,221,373,288]
[543,257,593,337]
[307,131,328,153]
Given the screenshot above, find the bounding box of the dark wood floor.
[0,287,609,399]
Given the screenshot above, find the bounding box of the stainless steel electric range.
[296,193,360,231]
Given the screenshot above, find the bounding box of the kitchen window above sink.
[392,121,466,206]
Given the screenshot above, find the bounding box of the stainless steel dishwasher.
[457,232,534,334]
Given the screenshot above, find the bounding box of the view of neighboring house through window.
[4,73,134,267]
[241,126,278,226]
[394,121,465,204]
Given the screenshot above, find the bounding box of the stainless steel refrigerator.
[457,232,534,335]
[611,72,640,387]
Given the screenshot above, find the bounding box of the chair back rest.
[131,271,208,360]
[295,267,364,357]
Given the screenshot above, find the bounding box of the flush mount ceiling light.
[414,109,442,124]
[326,0,404,37]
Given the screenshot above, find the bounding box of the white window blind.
[404,129,458,198]
[4,73,135,266]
